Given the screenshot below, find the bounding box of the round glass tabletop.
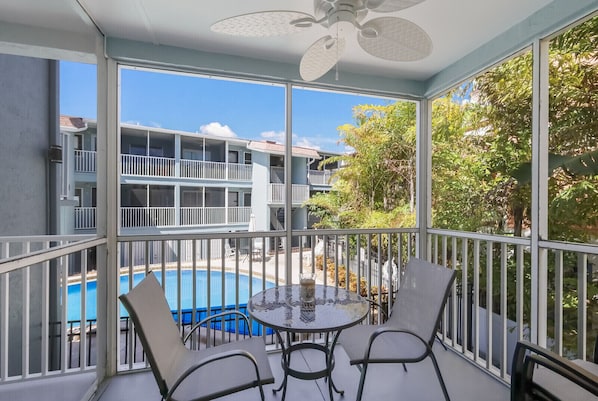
[248,284,370,333]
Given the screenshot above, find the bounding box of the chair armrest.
[183,310,252,344]
[511,340,598,400]
[166,348,262,400]
[364,326,431,362]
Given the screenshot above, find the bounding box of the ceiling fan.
[210,0,432,82]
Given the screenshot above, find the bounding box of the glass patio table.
[247,284,369,401]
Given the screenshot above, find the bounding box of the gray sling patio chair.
[119,271,274,401]
[511,340,598,400]
[339,258,456,401]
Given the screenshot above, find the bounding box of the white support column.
[174,135,181,226]
[416,99,432,259]
[285,83,293,283]
[95,39,120,378]
[530,39,550,346]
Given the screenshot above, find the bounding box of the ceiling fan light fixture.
[211,0,432,82]
[328,9,356,35]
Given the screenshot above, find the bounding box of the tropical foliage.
[304,15,598,357]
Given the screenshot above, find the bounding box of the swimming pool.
[67,270,275,322]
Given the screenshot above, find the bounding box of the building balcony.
[268,183,310,205]
[308,169,337,186]
[74,207,96,230]
[73,152,254,182]
[180,159,252,181]
[74,150,97,173]
[121,154,176,177]
[119,206,251,228]
[1,228,596,400]
[180,206,251,226]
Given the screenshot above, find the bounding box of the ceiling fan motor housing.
[315,0,368,30]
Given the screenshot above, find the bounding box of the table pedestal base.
[273,332,344,401]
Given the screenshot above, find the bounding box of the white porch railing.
[74,207,97,230]
[427,228,598,382]
[0,235,105,382]
[268,183,310,204]
[227,163,252,181]
[121,154,175,177]
[308,170,337,186]
[180,159,224,180]
[179,207,226,225]
[2,229,597,387]
[121,207,176,227]
[228,206,251,224]
[180,160,252,181]
[74,150,96,173]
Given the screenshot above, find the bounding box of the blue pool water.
[67,270,275,322]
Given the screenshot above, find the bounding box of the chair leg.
[429,352,451,401]
[356,363,369,401]
[258,383,265,401]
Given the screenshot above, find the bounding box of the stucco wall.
[0,54,54,376]
[0,54,51,236]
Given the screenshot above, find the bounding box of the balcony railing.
[0,235,106,381]
[308,170,337,186]
[227,206,251,224]
[121,154,175,177]
[120,206,251,228]
[180,207,225,225]
[228,163,252,181]
[268,183,310,204]
[74,207,97,230]
[121,207,176,228]
[74,150,96,173]
[180,159,252,181]
[2,229,597,388]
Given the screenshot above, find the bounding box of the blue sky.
[60,61,395,153]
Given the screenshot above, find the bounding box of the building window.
[182,189,202,207]
[149,185,174,206]
[244,152,252,165]
[228,150,239,164]
[149,146,164,157]
[129,144,145,155]
[75,134,82,150]
[183,149,202,160]
[228,191,239,207]
[75,188,82,207]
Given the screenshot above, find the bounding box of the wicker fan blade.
[365,0,425,13]
[358,17,431,61]
[300,36,346,81]
[211,11,314,37]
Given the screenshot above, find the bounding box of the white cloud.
[199,122,237,138]
[295,137,321,150]
[148,121,162,128]
[260,130,284,142]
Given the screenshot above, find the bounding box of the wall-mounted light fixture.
[48,144,62,163]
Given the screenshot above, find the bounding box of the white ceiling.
[0,0,556,82]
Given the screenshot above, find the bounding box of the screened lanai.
[1,1,598,400]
